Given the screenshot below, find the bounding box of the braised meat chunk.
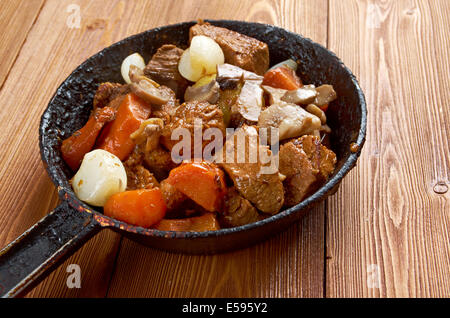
[216,125,284,214]
[190,22,269,75]
[144,44,188,98]
[93,82,130,110]
[160,179,187,212]
[161,101,226,158]
[293,135,337,182]
[279,141,318,206]
[221,188,260,227]
[279,135,337,206]
[125,164,159,190]
[144,146,178,180]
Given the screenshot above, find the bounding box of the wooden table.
[0,0,448,298]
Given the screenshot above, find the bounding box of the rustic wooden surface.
[0,0,447,298]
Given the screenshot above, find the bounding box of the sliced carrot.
[98,93,151,160]
[104,188,166,228]
[153,213,220,232]
[61,106,116,171]
[319,103,329,112]
[262,66,303,90]
[167,162,227,212]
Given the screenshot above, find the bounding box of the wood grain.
[0,0,328,297]
[0,0,134,297]
[326,0,450,297]
[104,0,329,298]
[0,0,448,298]
[0,0,45,88]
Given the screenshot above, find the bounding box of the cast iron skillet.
[0,20,366,297]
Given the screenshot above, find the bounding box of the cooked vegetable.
[314,84,337,107]
[167,162,227,212]
[184,79,220,104]
[62,106,116,171]
[262,66,303,90]
[104,188,166,227]
[178,36,224,82]
[258,102,322,141]
[235,80,264,122]
[152,213,220,232]
[121,53,146,84]
[319,103,329,112]
[281,85,317,105]
[305,104,327,124]
[178,48,204,82]
[98,93,151,160]
[261,85,287,105]
[193,74,217,87]
[216,63,263,82]
[72,149,127,206]
[268,58,298,71]
[130,117,164,152]
[217,81,243,126]
[128,65,160,87]
[190,35,225,75]
[130,81,172,106]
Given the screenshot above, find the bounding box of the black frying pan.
[0,20,367,298]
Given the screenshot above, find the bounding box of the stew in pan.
[61,21,338,232]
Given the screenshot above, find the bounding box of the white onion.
[72,149,127,207]
[178,48,204,82]
[189,35,224,75]
[121,53,146,84]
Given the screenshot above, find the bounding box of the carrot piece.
[61,106,116,171]
[262,66,303,90]
[319,103,329,112]
[167,162,227,212]
[97,93,151,160]
[104,188,166,228]
[153,213,220,232]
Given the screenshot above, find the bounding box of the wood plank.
[105,0,329,298]
[0,0,328,297]
[0,0,45,88]
[326,0,450,297]
[108,217,324,297]
[0,0,142,297]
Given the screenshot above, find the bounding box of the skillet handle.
[0,201,101,297]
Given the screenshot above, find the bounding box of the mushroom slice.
[261,85,287,105]
[184,79,220,104]
[217,63,263,89]
[130,80,172,106]
[314,84,337,106]
[281,85,317,105]
[236,80,264,122]
[130,118,164,152]
[258,102,321,142]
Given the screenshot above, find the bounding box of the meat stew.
[61,21,338,232]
